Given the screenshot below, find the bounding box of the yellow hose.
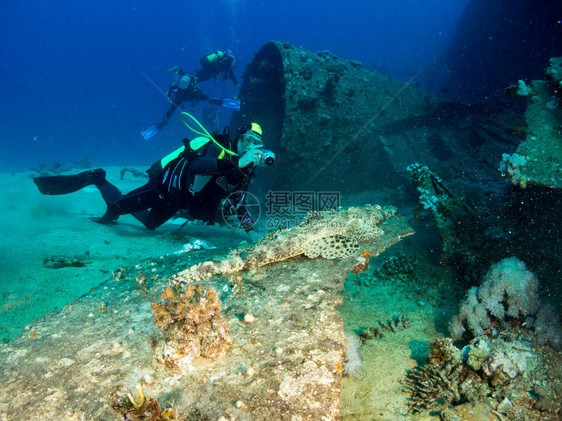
[180,112,237,158]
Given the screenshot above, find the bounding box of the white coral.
[498,153,528,188]
[478,257,539,319]
[529,304,562,348]
[450,257,540,339]
[470,288,490,336]
[482,346,533,379]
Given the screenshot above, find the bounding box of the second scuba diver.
[195,49,239,86]
[141,50,241,141]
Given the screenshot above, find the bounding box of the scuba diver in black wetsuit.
[141,70,212,140]
[196,49,239,87]
[34,121,274,232]
[141,50,240,141]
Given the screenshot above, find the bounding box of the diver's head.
[236,123,264,154]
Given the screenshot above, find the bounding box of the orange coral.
[151,284,232,366]
[351,256,370,274]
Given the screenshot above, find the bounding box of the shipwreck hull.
[231,41,439,194]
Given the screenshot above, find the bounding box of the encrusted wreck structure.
[0,205,412,420]
[502,57,562,189]
[231,41,526,204]
[231,41,441,193]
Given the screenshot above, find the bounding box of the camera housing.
[257,150,276,166]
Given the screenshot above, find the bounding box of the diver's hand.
[238,149,262,168]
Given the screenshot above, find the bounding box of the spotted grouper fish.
[170,205,398,286]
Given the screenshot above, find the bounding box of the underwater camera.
[257,150,276,166]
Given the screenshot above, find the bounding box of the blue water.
[0,0,467,173]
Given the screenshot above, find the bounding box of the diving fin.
[141,124,160,140]
[208,97,241,111]
[33,169,106,195]
[89,204,120,225]
[221,98,241,110]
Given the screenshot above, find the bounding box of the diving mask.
[240,131,263,147]
[237,132,265,156]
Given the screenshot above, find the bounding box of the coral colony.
[151,284,232,369]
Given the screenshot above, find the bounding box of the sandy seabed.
[0,168,253,342]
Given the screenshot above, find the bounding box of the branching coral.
[358,316,411,342]
[404,360,466,412]
[404,339,490,414]
[151,284,232,368]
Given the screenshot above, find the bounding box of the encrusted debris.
[359,316,411,342]
[504,57,562,188]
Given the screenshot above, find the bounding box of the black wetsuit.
[155,57,238,131]
[195,54,238,86]
[97,138,253,230]
[157,79,209,130]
